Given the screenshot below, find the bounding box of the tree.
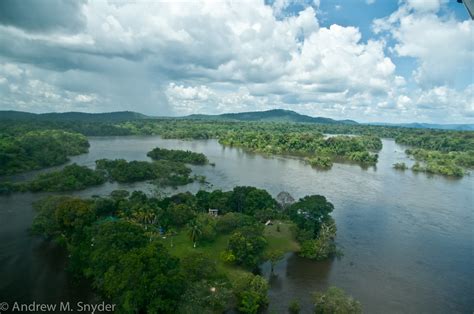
[228,186,276,215]
[235,274,269,314]
[290,195,334,237]
[276,191,295,210]
[164,203,196,228]
[31,196,95,245]
[181,252,218,282]
[300,220,338,261]
[226,225,267,269]
[188,219,203,248]
[289,300,301,314]
[110,189,130,200]
[178,279,233,314]
[102,242,185,313]
[87,221,149,280]
[130,206,157,230]
[216,212,257,234]
[195,213,217,242]
[313,287,362,314]
[265,249,284,273]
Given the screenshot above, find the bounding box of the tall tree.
[188,219,203,248]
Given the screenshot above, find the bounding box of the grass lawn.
[264,220,300,254]
[159,220,299,280]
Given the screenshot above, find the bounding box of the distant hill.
[186,109,358,125]
[370,122,474,131]
[1,109,471,130]
[0,110,149,122]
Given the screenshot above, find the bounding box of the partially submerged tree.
[276,191,295,210]
[265,249,284,273]
[313,287,362,314]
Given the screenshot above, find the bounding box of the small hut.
[208,208,219,217]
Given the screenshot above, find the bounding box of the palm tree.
[187,220,202,248]
[131,207,157,230]
[165,228,176,247]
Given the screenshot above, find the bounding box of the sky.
[0,0,472,123]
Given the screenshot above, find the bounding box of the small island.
[147,147,209,165]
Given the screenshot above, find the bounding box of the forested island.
[147,147,209,165]
[31,186,353,313]
[1,155,205,194]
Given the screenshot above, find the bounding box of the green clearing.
[160,220,299,280]
[263,221,300,253]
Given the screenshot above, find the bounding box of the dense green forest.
[1,118,472,177]
[0,154,209,194]
[31,187,347,313]
[219,132,381,168]
[0,164,105,194]
[0,130,89,175]
[405,149,473,177]
[96,159,196,186]
[22,164,105,192]
[147,147,208,165]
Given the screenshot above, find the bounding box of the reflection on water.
[0,136,472,313]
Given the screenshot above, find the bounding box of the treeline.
[3,119,471,176]
[219,132,381,168]
[395,131,473,152]
[147,147,208,165]
[0,158,200,194]
[406,149,473,177]
[31,187,349,313]
[393,131,474,176]
[0,130,89,175]
[393,149,473,177]
[0,164,105,194]
[95,159,195,186]
[3,118,472,147]
[0,120,133,137]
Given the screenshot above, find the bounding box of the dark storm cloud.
[0,0,86,33]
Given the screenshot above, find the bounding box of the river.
[0,136,472,313]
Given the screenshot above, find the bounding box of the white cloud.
[0,0,471,123]
[374,0,473,86]
[0,62,102,112]
[405,0,446,13]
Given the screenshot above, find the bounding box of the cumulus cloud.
[0,0,471,123]
[373,0,473,86]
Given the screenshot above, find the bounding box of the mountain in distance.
[369,122,474,131]
[186,109,358,125]
[0,108,358,125]
[0,110,148,122]
[1,109,472,130]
